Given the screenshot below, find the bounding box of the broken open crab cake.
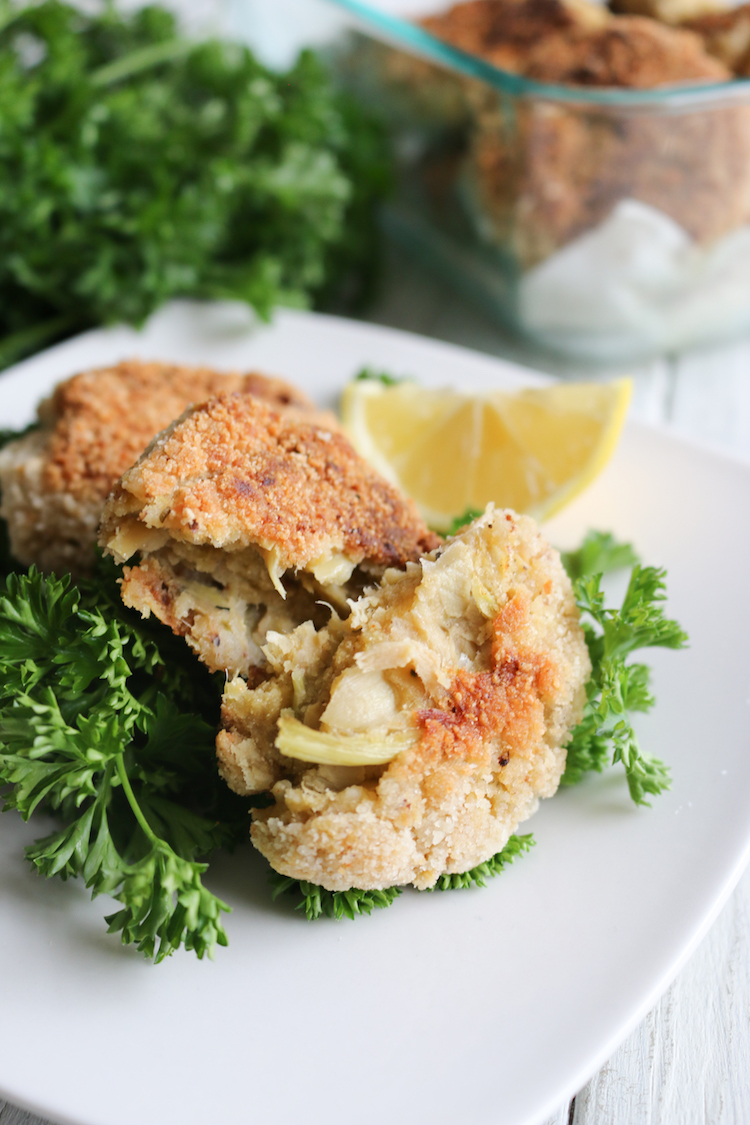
[0,360,313,575]
[218,508,590,891]
[99,393,440,679]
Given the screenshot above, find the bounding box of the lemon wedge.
[341,377,632,531]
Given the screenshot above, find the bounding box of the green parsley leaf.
[354,366,407,386]
[563,565,688,804]
[0,567,248,960]
[560,529,639,582]
[0,2,391,368]
[446,508,484,536]
[269,873,403,920]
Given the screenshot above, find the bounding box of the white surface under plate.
[0,301,748,1125]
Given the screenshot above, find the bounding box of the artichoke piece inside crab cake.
[99,392,440,679]
[217,508,591,891]
[0,359,313,575]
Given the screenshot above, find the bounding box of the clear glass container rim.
[326,0,750,107]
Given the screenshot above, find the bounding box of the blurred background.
[215,0,750,373]
[5,0,750,393]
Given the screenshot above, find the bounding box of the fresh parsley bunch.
[0,0,391,369]
[0,561,251,961]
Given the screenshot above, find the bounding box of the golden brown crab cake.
[100,392,440,679]
[681,3,750,75]
[421,0,609,73]
[217,507,590,891]
[0,360,313,575]
[523,15,730,84]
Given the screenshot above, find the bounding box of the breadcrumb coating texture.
[610,0,725,27]
[422,0,608,73]
[420,0,726,80]
[100,391,439,676]
[0,360,312,574]
[681,4,750,75]
[101,392,438,571]
[523,15,729,83]
[219,509,590,890]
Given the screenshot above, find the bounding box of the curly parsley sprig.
[270,876,404,920]
[560,529,639,582]
[561,537,688,804]
[0,568,247,960]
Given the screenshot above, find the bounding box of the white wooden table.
[2,247,750,1125]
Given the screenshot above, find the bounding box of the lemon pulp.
[341,378,632,530]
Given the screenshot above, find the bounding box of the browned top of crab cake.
[681,3,750,75]
[41,360,314,502]
[524,15,730,84]
[0,360,317,575]
[421,0,725,83]
[101,393,440,574]
[421,0,608,73]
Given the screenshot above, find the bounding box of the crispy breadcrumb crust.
[610,0,724,26]
[422,0,608,73]
[100,393,439,572]
[681,4,750,75]
[420,0,727,81]
[100,392,439,677]
[219,509,590,890]
[523,15,729,83]
[0,360,313,575]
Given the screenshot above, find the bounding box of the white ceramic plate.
[1,301,749,1125]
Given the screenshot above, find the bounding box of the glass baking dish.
[235,0,750,361]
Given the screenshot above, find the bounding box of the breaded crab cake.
[217,508,590,890]
[681,3,750,76]
[422,0,608,73]
[0,360,312,575]
[100,392,440,679]
[523,14,730,84]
